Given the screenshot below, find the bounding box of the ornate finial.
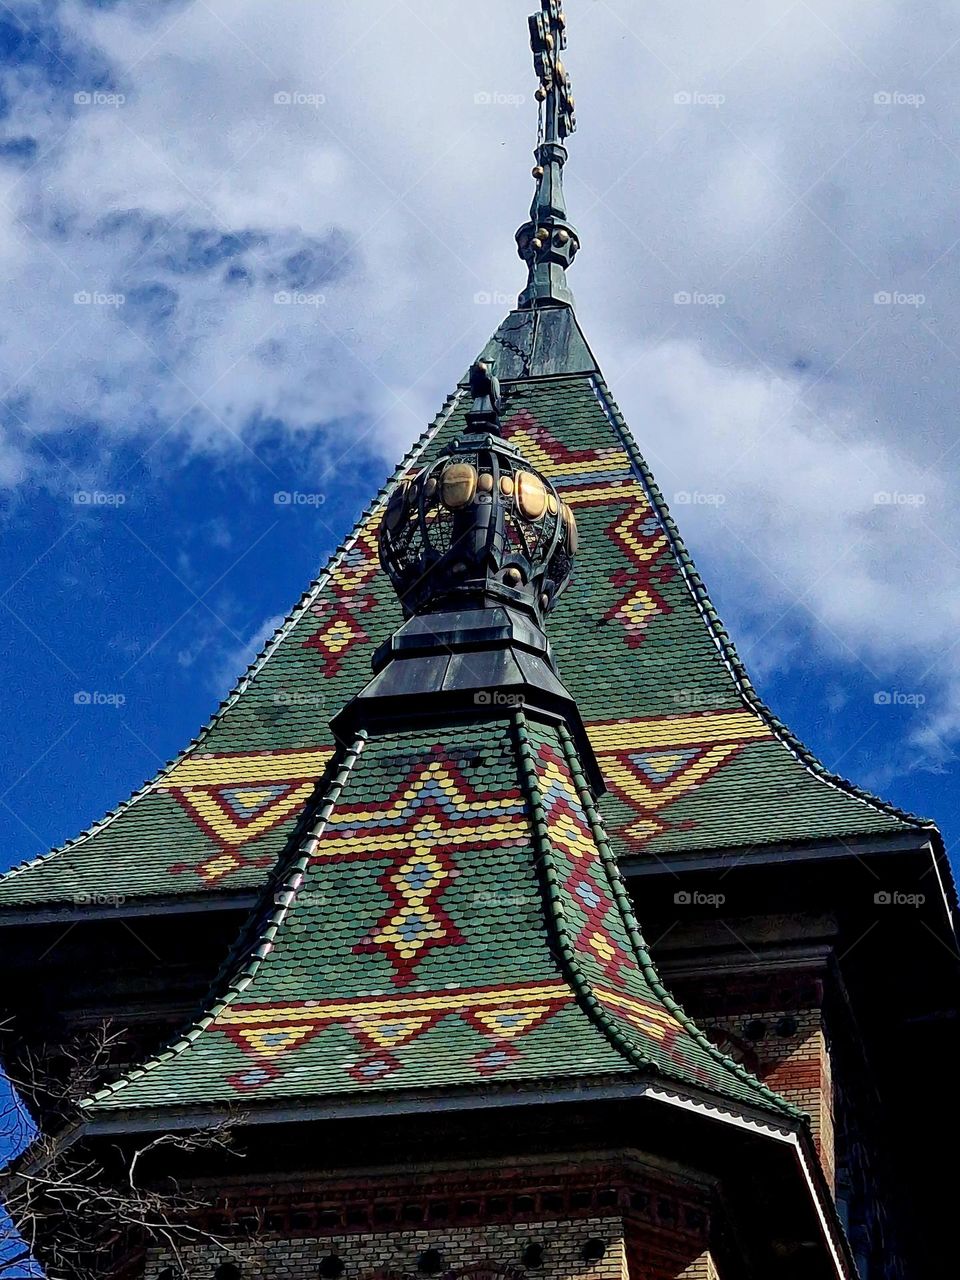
[378,429,577,624]
[516,1,580,310]
[341,425,592,780]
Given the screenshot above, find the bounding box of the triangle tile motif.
[628,749,703,788]
[218,784,293,820]
[590,713,774,850]
[348,1012,444,1050]
[216,982,574,1091]
[159,747,331,882]
[170,779,316,855]
[465,1003,560,1040]
[235,1025,319,1057]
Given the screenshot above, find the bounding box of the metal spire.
[516,0,579,310]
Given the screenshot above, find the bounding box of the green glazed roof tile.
[85,713,797,1121]
[0,309,934,910]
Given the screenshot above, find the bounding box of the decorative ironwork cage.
[379,434,577,622]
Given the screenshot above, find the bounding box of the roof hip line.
[511,707,800,1120]
[83,732,369,1108]
[590,373,933,835]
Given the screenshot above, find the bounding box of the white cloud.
[610,338,955,654]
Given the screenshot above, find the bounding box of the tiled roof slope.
[85,713,797,1120]
[0,309,930,909]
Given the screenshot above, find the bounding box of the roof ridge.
[83,735,368,1108]
[554,718,802,1119]
[590,374,935,836]
[0,390,463,888]
[512,709,800,1121]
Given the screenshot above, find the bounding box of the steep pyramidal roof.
[0,311,929,913]
[83,302,802,1124]
[84,710,798,1123]
[0,0,936,919]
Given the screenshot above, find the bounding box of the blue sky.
[0,4,958,1270]
[0,3,957,913]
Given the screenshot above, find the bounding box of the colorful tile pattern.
[527,722,746,1094]
[0,312,924,909]
[219,981,574,1088]
[161,748,331,883]
[587,714,770,850]
[303,521,381,677]
[86,718,795,1119]
[600,505,674,647]
[313,752,527,984]
[503,408,642,505]
[86,725,634,1105]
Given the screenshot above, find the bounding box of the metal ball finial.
[379,431,577,623]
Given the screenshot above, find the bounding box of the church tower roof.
[82,350,799,1126]
[0,309,933,916]
[0,2,939,932]
[82,711,799,1123]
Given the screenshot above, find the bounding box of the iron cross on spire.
[530,0,576,142]
[516,0,580,310]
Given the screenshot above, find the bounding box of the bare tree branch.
[0,1021,252,1280]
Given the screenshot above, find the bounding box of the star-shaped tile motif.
[313,752,528,985]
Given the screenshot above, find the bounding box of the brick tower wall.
[668,970,836,1188]
[144,1219,719,1280]
[141,1166,720,1280]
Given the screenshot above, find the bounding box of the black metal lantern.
[379,431,577,623]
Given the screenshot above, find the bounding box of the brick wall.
[143,1170,720,1280]
[145,1217,628,1280]
[676,1255,718,1280]
[705,1004,835,1188]
[669,970,836,1190]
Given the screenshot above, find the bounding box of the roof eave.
[79,1078,851,1279]
[0,888,260,929]
[81,1071,796,1137]
[625,827,959,952]
[623,827,937,876]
